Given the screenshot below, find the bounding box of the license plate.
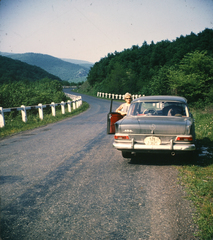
[144,136,161,145]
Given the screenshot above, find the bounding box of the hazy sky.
[0,0,213,63]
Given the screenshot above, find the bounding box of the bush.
[0,78,67,109]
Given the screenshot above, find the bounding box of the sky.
[0,0,213,63]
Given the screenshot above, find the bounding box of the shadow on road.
[128,153,196,166]
[128,138,213,167]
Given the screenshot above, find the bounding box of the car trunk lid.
[137,116,187,134]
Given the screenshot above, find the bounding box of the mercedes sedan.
[108,95,196,158]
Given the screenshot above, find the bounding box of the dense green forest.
[86,28,213,107]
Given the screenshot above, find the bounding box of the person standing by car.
[116,92,132,116]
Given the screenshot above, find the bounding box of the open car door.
[107,100,123,134]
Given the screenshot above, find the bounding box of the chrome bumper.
[113,141,196,151]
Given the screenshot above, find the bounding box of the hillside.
[0,55,62,84]
[84,28,213,107]
[61,58,94,70]
[2,53,89,83]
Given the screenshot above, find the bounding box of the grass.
[0,101,89,138]
[177,107,213,240]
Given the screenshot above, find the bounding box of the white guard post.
[38,103,44,120]
[0,107,5,128]
[61,101,66,114]
[51,102,56,116]
[67,100,72,112]
[21,105,27,123]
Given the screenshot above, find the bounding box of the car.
[107,95,196,158]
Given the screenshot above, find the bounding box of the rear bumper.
[113,141,196,152]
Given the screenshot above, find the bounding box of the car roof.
[133,95,187,103]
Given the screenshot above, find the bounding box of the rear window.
[128,101,188,117]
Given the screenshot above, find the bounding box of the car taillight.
[114,135,129,140]
[176,136,193,142]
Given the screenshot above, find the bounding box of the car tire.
[122,151,132,158]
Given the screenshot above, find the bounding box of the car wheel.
[122,151,132,158]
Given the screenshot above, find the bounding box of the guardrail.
[0,93,82,128]
[97,92,143,100]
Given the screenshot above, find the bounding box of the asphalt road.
[0,91,198,240]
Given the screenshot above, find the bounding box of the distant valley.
[61,58,94,69]
[0,52,94,83]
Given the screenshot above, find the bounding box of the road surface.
[0,91,198,239]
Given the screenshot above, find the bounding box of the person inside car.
[116,92,132,116]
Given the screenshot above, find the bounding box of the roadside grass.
[0,101,89,138]
[177,107,213,240]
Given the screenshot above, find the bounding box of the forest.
[86,28,213,108]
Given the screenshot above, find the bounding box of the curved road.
[0,91,198,239]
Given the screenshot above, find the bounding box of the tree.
[168,51,213,104]
[150,65,170,95]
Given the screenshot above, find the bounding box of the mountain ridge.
[0,55,62,84]
[0,52,93,83]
